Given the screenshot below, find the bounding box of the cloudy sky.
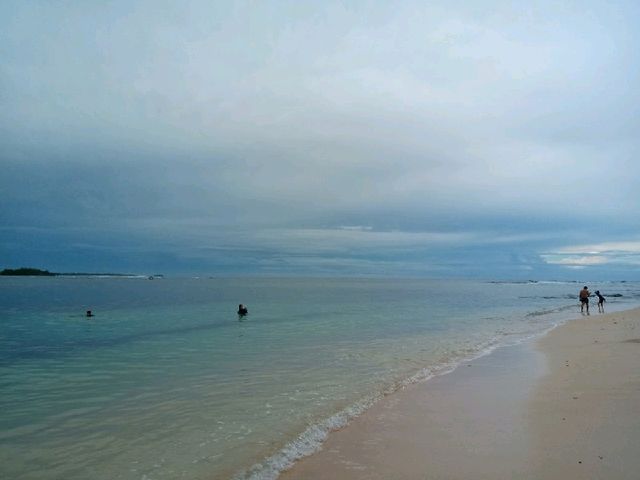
[1,0,639,278]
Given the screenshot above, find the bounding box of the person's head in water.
[86,310,93,317]
[238,304,248,315]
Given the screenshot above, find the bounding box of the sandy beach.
[281,307,640,479]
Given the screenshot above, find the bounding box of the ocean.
[1,277,639,479]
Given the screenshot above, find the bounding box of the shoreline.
[277,306,640,479]
[237,319,558,480]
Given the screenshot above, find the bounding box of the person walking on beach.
[595,290,606,313]
[579,286,590,315]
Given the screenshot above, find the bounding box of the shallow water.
[1,277,638,479]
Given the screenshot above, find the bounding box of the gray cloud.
[1,1,639,277]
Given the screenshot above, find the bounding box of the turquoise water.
[1,277,639,479]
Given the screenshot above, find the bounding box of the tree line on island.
[0,267,158,277]
[1,267,55,276]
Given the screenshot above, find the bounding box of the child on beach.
[595,290,606,313]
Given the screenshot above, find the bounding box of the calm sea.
[1,277,639,479]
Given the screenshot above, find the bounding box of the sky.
[1,0,639,279]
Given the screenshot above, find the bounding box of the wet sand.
[281,307,640,479]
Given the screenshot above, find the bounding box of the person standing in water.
[579,286,590,315]
[595,290,606,313]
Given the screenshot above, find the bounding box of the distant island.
[1,267,154,277]
[1,267,55,276]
